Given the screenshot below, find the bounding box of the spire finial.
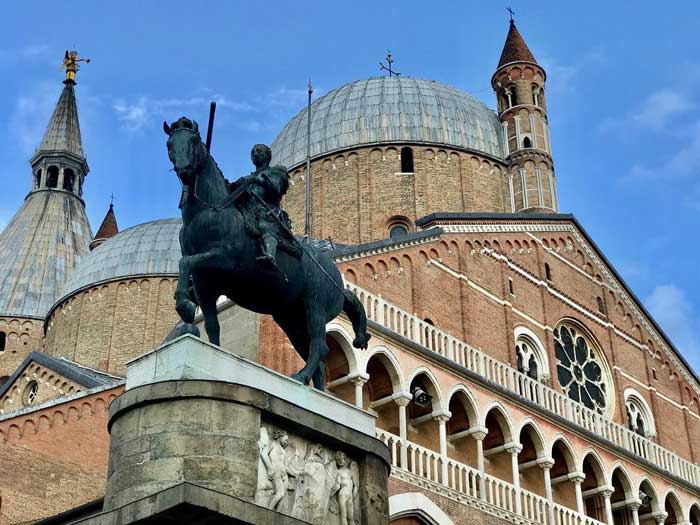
[110,192,114,207]
[60,50,90,84]
[507,7,515,23]
[379,51,401,77]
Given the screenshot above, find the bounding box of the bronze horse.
[164,117,370,389]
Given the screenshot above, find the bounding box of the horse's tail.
[342,289,371,349]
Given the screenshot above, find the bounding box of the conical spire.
[34,80,85,159]
[90,203,119,251]
[498,19,537,69]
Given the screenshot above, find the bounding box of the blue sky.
[1,2,698,368]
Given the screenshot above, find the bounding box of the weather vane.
[507,7,515,22]
[60,50,90,83]
[379,51,400,77]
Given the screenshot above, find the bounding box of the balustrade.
[346,282,700,487]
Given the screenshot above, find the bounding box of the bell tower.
[492,18,558,213]
[0,54,93,378]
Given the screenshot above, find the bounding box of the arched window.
[507,85,518,107]
[523,136,532,148]
[46,166,59,188]
[554,321,612,414]
[596,296,606,315]
[400,147,414,173]
[389,224,408,239]
[515,334,544,380]
[63,168,75,192]
[23,381,39,407]
[532,85,541,106]
[544,263,552,281]
[624,389,655,438]
[0,331,5,352]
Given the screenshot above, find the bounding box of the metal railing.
[347,282,700,487]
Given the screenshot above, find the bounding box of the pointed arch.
[389,492,454,525]
[549,434,578,473]
[609,463,633,501]
[445,384,479,435]
[405,366,444,408]
[636,477,661,515]
[579,448,608,487]
[481,401,514,444]
[663,490,683,525]
[363,346,404,400]
[516,418,547,459]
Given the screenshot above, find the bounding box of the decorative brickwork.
[0,317,43,379]
[282,146,509,245]
[44,277,179,376]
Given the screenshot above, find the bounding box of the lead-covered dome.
[271,76,505,169]
[56,218,182,303]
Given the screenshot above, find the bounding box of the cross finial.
[110,192,114,207]
[379,51,401,77]
[507,7,515,22]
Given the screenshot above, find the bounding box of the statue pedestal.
[75,335,389,524]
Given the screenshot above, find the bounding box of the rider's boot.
[257,234,278,269]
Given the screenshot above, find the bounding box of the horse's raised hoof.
[353,332,372,350]
[175,298,197,324]
[171,322,200,339]
[291,371,311,386]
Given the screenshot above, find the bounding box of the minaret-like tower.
[89,202,119,251]
[492,19,558,213]
[0,61,93,378]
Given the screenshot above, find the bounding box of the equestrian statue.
[164,115,370,390]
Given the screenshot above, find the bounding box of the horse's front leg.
[175,255,197,323]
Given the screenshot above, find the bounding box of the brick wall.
[0,386,122,524]
[44,278,179,376]
[282,145,509,245]
[0,317,43,380]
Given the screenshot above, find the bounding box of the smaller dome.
[57,218,182,304]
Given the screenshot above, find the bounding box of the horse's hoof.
[171,322,200,340]
[353,332,372,349]
[176,299,197,324]
[291,372,310,385]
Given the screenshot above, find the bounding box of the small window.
[23,381,39,407]
[63,168,75,192]
[651,369,657,380]
[46,166,59,188]
[508,277,514,295]
[507,85,518,107]
[544,263,552,281]
[34,170,42,189]
[400,147,414,173]
[597,297,606,315]
[389,224,408,239]
[0,331,5,352]
[523,137,532,148]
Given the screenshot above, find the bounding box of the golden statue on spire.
[60,50,90,82]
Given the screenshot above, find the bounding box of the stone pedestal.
[75,335,389,524]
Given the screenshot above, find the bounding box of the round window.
[554,323,610,414]
[389,224,409,239]
[22,381,39,407]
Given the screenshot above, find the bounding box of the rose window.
[554,324,609,413]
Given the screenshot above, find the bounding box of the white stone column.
[571,473,585,516]
[539,459,555,525]
[57,167,65,190]
[435,413,451,486]
[505,443,523,515]
[654,512,668,525]
[39,168,47,188]
[602,488,614,525]
[351,377,366,409]
[473,429,487,500]
[629,502,641,525]
[395,395,411,469]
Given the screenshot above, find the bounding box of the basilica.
[1,19,699,525]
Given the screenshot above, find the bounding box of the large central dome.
[271,77,505,169]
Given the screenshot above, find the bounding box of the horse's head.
[163,117,207,181]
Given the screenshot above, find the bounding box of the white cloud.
[633,89,693,129]
[9,84,58,154]
[645,284,700,365]
[113,94,256,133]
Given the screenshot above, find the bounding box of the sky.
[1,2,698,369]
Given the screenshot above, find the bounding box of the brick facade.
[0,317,43,381]
[44,277,179,376]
